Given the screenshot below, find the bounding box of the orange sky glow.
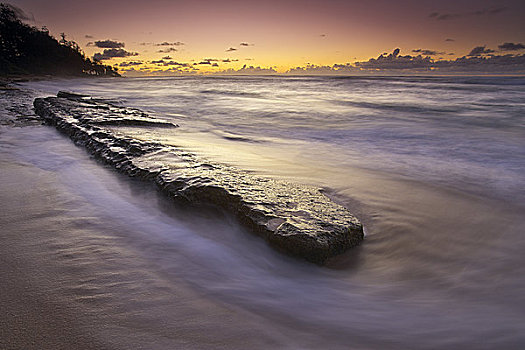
[8,0,525,75]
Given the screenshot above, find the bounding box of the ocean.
[2,75,525,349]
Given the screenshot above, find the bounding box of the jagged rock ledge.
[34,92,364,264]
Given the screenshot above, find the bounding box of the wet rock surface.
[0,82,41,127]
[34,93,363,263]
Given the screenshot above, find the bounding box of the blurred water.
[8,76,525,349]
[25,75,525,203]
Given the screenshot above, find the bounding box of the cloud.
[467,46,495,56]
[354,49,433,70]
[166,61,191,67]
[226,47,237,52]
[287,63,358,75]
[94,40,125,49]
[85,34,94,39]
[428,6,507,20]
[350,48,525,74]
[445,38,455,42]
[412,49,446,56]
[498,42,525,51]
[216,65,277,75]
[428,12,461,20]
[93,49,138,61]
[434,54,525,73]
[157,47,178,53]
[162,56,172,60]
[239,42,254,46]
[155,41,184,46]
[474,6,507,15]
[119,61,143,67]
[320,34,327,37]
[150,59,191,67]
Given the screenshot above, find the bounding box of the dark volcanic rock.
[34,93,364,263]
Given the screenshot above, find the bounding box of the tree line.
[0,3,119,77]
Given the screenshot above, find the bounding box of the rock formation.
[34,92,364,263]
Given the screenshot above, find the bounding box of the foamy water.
[3,76,524,349]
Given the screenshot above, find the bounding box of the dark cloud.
[155,41,184,46]
[429,6,507,20]
[498,42,525,51]
[445,38,455,42]
[412,49,445,56]
[93,49,138,61]
[166,61,191,67]
[217,65,277,75]
[434,54,525,73]
[190,58,224,67]
[355,49,433,70]
[162,56,172,60]
[351,48,525,73]
[85,34,94,39]
[226,47,237,52]
[157,47,178,53]
[474,6,507,15]
[467,46,495,56]
[287,63,357,75]
[428,12,461,20]
[239,42,254,46]
[151,59,191,67]
[320,34,327,37]
[94,40,125,49]
[119,61,143,67]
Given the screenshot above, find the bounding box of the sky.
[6,0,525,75]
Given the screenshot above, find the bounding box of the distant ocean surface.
[10,75,525,348]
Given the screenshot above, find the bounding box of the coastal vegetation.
[0,3,119,77]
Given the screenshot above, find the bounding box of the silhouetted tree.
[0,3,119,77]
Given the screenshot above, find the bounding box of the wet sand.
[0,126,312,350]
